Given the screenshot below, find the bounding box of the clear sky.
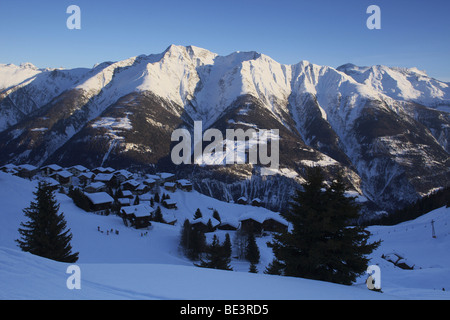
[1,0,449,81]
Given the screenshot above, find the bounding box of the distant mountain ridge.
[0,45,449,216]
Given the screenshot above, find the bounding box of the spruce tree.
[180,219,206,260]
[245,232,260,265]
[16,182,79,263]
[194,208,202,219]
[269,167,380,285]
[198,235,232,270]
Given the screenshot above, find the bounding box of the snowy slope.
[1,172,450,299]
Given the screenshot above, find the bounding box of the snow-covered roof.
[164,182,176,187]
[122,179,140,187]
[118,198,130,205]
[18,164,37,171]
[42,164,62,171]
[84,192,114,205]
[94,173,114,181]
[54,170,73,178]
[79,172,95,179]
[238,211,288,226]
[163,199,177,205]
[159,172,174,179]
[114,169,133,178]
[41,177,60,187]
[177,179,192,186]
[122,204,154,217]
[121,190,133,197]
[85,181,105,190]
[190,217,220,227]
[146,174,160,180]
[70,165,88,172]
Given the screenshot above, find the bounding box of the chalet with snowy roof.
[0,164,17,174]
[177,179,193,192]
[117,198,131,207]
[50,170,73,185]
[93,173,115,185]
[41,177,60,191]
[262,216,288,233]
[237,196,247,205]
[238,214,264,234]
[16,164,38,179]
[135,183,150,195]
[84,192,114,213]
[251,198,262,207]
[92,167,114,175]
[217,219,239,231]
[146,174,161,183]
[67,165,89,176]
[120,190,134,199]
[114,169,133,183]
[190,217,220,233]
[78,172,95,186]
[84,181,107,193]
[238,212,288,234]
[121,204,154,229]
[158,172,176,182]
[143,178,156,188]
[163,182,177,192]
[40,164,63,176]
[121,179,140,192]
[162,198,177,209]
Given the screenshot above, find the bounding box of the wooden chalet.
[217,219,239,231]
[84,181,106,193]
[114,169,133,183]
[84,192,114,213]
[158,172,176,182]
[16,164,38,179]
[163,182,177,192]
[50,170,73,185]
[67,165,89,176]
[262,217,288,233]
[251,198,263,207]
[238,215,264,234]
[236,196,248,205]
[162,198,177,209]
[40,164,63,176]
[0,164,18,174]
[121,179,140,192]
[190,217,220,233]
[78,172,95,186]
[41,177,60,191]
[177,179,193,192]
[121,204,154,229]
[93,173,115,187]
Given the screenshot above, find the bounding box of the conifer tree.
[212,209,221,223]
[245,231,260,265]
[269,167,380,285]
[194,208,202,219]
[180,219,206,260]
[198,235,232,270]
[16,182,79,263]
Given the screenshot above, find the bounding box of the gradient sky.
[1,0,449,81]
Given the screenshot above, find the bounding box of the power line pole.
[431,219,436,238]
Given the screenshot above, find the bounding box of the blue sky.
[1,0,449,81]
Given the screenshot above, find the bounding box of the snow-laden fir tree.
[16,182,79,263]
[269,167,380,285]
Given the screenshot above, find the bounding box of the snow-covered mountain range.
[0,45,449,214]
